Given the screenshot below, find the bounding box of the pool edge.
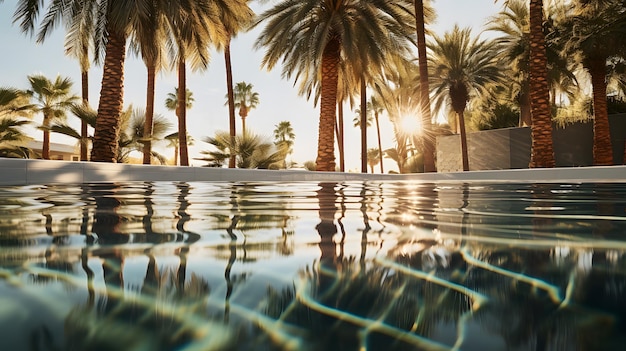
[2,158,624,185]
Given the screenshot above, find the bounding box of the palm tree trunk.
[415,0,436,173]
[528,0,555,168]
[91,27,126,163]
[337,102,345,172]
[375,113,383,173]
[241,116,247,136]
[143,64,156,165]
[177,58,189,166]
[519,82,531,127]
[315,36,340,172]
[80,70,89,161]
[588,57,613,165]
[42,115,50,160]
[360,77,367,174]
[174,145,179,166]
[458,111,469,171]
[224,38,237,169]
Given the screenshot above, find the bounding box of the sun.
[398,114,422,136]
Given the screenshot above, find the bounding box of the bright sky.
[0,0,502,172]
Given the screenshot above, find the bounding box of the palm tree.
[63,6,95,161]
[0,87,32,158]
[12,0,172,162]
[429,26,504,171]
[254,0,414,172]
[366,148,381,174]
[26,74,78,160]
[557,0,626,165]
[165,88,195,112]
[370,97,385,173]
[215,4,255,169]
[495,0,556,168]
[273,120,295,168]
[118,108,172,164]
[128,1,170,165]
[165,87,195,165]
[166,1,253,166]
[488,0,578,128]
[201,131,283,169]
[164,132,195,166]
[414,0,436,173]
[231,82,259,135]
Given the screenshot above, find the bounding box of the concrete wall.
[437,114,626,172]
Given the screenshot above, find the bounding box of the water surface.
[1,181,625,350]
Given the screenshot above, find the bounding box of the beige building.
[26,140,80,161]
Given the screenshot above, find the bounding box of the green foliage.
[607,96,626,114]
[200,131,284,169]
[474,103,520,130]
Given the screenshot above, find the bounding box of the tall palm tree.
[166,1,252,167]
[165,87,194,166]
[26,74,78,160]
[215,3,255,169]
[370,97,385,173]
[13,0,170,162]
[429,26,504,171]
[495,0,556,168]
[414,0,436,172]
[254,0,414,172]
[557,0,626,165]
[488,0,578,127]
[231,82,259,135]
[63,5,95,161]
[128,1,170,165]
[527,0,556,168]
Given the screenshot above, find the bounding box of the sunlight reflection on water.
[0,180,626,350]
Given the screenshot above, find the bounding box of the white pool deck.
[1,158,625,186]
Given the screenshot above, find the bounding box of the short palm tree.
[0,87,33,158]
[253,0,414,172]
[201,131,283,169]
[231,82,259,135]
[273,120,295,168]
[429,26,504,172]
[26,74,78,160]
[366,147,381,173]
[118,108,172,164]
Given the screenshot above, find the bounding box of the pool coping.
[1,158,625,185]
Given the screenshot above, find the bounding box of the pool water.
[1,181,625,350]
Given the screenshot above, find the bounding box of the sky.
[0,0,502,171]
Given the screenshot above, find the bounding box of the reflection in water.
[0,181,625,350]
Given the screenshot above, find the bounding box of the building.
[26,140,80,161]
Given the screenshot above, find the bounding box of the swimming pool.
[1,177,625,350]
